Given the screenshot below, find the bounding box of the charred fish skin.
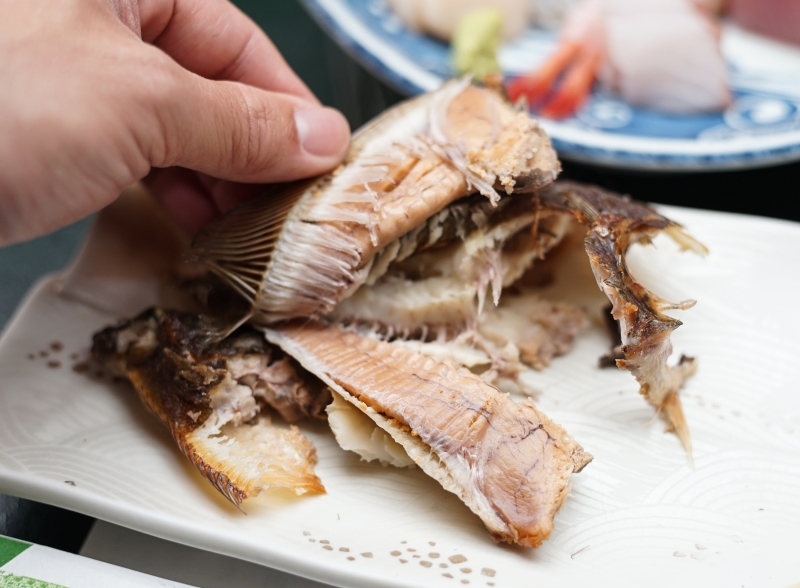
[267,321,592,548]
[92,308,328,505]
[92,309,219,430]
[538,181,706,454]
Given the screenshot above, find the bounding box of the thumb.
[150,70,350,183]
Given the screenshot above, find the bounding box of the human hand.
[0,0,350,245]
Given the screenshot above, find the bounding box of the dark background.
[1,0,798,555]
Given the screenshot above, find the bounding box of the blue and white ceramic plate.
[302,0,800,171]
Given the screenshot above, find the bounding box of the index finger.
[137,0,317,103]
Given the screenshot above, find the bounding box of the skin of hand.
[0,0,351,244]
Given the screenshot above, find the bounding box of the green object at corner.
[0,537,69,588]
[0,537,30,568]
[0,571,68,588]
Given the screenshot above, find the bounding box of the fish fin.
[204,311,254,344]
[664,225,709,256]
[190,179,315,307]
[549,181,700,460]
[662,390,693,465]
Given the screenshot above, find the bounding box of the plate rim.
[299,0,800,172]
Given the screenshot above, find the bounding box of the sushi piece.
[508,0,730,118]
[386,0,531,41]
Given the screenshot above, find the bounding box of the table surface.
[1,0,799,581]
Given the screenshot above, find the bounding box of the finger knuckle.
[230,89,286,175]
[135,51,187,167]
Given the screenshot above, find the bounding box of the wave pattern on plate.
[2,208,800,586]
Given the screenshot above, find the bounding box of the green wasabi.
[452,8,503,80]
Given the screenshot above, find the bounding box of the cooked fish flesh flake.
[537,181,707,454]
[428,79,560,200]
[191,80,559,323]
[92,308,327,505]
[326,392,415,468]
[356,290,585,397]
[477,294,588,371]
[329,191,573,337]
[230,353,331,424]
[266,321,592,548]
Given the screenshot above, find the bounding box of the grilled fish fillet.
[191,79,560,323]
[92,308,329,505]
[266,321,592,548]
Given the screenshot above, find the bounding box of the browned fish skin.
[92,308,328,504]
[537,181,705,454]
[267,321,591,548]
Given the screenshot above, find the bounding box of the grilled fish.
[91,80,703,548]
[536,181,706,453]
[266,320,592,548]
[92,308,329,505]
[289,176,703,451]
[191,79,560,323]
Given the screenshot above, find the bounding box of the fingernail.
[295,107,350,158]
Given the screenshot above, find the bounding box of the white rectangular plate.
[1,192,800,588]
